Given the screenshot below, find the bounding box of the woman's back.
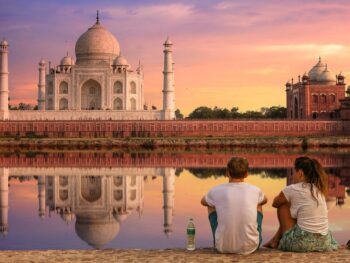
[282,182,328,235]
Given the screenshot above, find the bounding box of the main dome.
[75,19,120,64]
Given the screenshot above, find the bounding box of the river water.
[0,151,348,250]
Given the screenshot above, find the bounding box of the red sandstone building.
[286,58,347,119]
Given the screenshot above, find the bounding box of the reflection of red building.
[287,168,347,206]
[327,173,345,206]
[286,58,346,119]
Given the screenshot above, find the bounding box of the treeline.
[186,106,287,119]
[9,103,38,110]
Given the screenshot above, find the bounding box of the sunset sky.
[1,0,350,115]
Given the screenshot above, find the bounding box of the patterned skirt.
[278,224,338,252]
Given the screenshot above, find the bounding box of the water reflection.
[0,152,349,249]
[0,167,177,248]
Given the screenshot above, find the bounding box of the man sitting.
[201,157,267,254]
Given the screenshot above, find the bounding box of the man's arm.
[258,195,268,206]
[201,196,210,207]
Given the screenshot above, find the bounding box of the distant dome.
[317,65,336,83]
[75,19,120,64]
[164,37,172,46]
[60,54,75,66]
[75,218,120,248]
[0,39,8,46]
[113,54,130,67]
[60,211,75,223]
[346,86,350,95]
[114,211,130,222]
[39,59,46,66]
[308,57,326,81]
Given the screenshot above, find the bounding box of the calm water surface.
[0,151,349,250]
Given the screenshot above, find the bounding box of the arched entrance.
[81,176,102,203]
[294,97,298,119]
[81,79,102,110]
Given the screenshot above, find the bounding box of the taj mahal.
[0,12,175,120]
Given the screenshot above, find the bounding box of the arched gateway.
[81,79,102,110]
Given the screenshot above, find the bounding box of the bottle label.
[187,228,195,235]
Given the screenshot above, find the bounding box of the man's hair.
[227,157,249,178]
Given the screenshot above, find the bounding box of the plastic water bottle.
[186,218,196,250]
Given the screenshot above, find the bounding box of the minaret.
[162,37,175,120]
[37,59,46,110]
[162,168,175,237]
[37,176,46,219]
[0,39,9,120]
[0,168,9,236]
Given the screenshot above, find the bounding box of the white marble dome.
[75,21,120,64]
[75,219,120,248]
[317,65,336,83]
[308,58,326,81]
[113,54,129,67]
[60,55,75,66]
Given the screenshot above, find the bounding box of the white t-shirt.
[282,182,328,235]
[205,182,265,254]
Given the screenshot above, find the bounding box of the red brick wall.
[0,120,349,137]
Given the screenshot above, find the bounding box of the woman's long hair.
[294,157,328,204]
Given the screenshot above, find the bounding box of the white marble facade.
[0,12,175,120]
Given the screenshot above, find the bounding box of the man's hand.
[259,196,268,206]
[201,196,209,206]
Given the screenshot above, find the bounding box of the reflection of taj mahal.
[0,12,175,120]
[0,167,176,248]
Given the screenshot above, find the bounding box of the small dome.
[317,65,336,83]
[114,211,130,223]
[346,86,350,95]
[60,55,75,66]
[113,54,130,67]
[39,59,46,66]
[0,39,8,46]
[164,37,172,46]
[308,57,326,81]
[75,18,120,64]
[60,211,75,223]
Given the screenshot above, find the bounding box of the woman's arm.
[272,191,289,208]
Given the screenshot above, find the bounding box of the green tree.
[188,106,213,119]
[175,109,184,119]
[262,106,287,119]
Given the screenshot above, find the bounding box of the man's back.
[205,182,264,254]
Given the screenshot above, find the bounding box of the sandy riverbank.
[0,247,349,263]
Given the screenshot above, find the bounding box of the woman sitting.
[264,156,338,252]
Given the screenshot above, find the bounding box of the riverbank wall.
[0,120,349,138]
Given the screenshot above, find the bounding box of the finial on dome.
[325,64,328,70]
[164,36,173,46]
[319,56,321,62]
[96,10,100,24]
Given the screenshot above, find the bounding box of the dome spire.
[96,10,100,24]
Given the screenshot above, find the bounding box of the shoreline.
[0,247,348,263]
[0,136,350,150]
